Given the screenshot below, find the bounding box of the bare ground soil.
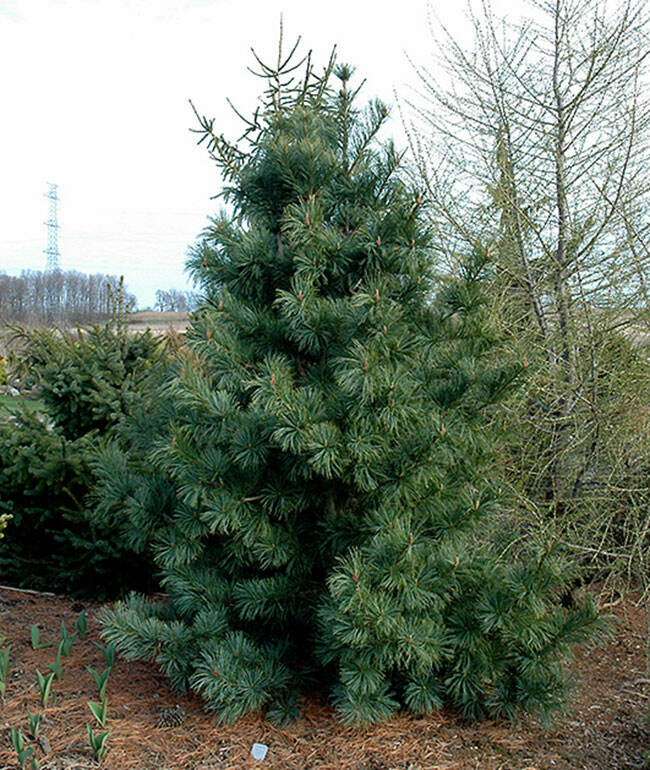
[127,311,189,334]
[0,312,189,357]
[0,586,648,770]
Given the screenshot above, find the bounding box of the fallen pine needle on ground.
[0,586,648,769]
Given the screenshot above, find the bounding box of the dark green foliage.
[0,412,140,595]
[90,361,182,560]
[0,316,166,596]
[98,42,604,725]
[11,320,161,438]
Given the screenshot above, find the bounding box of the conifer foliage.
[99,40,602,725]
[0,303,164,596]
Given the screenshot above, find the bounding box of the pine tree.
[98,39,603,725]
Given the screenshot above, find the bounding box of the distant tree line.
[154,288,199,312]
[0,269,137,324]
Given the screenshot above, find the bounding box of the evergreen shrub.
[0,316,168,596]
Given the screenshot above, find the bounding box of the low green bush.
[11,321,162,438]
[0,316,172,597]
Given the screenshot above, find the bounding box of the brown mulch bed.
[0,586,648,769]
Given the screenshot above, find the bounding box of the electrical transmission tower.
[44,183,60,271]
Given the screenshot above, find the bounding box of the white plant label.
[251,742,268,760]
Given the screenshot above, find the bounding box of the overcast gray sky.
[0,0,515,307]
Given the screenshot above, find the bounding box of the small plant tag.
[251,742,268,760]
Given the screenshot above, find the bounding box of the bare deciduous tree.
[154,288,199,312]
[403,0,650,583]
[0,270,137,324]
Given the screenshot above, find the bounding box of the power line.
[44,182,60,271]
